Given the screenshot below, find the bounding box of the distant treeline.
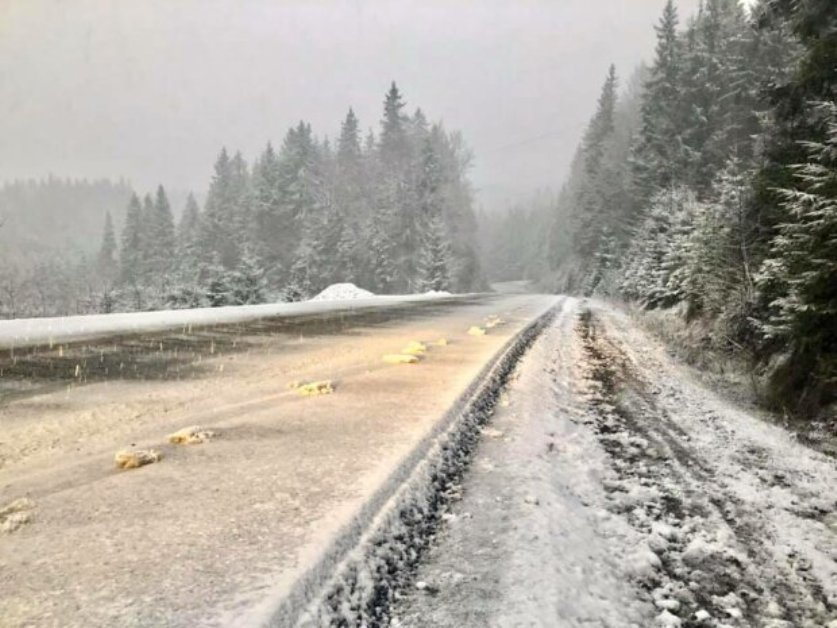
[0,83,483,317]
[483,0,836,417]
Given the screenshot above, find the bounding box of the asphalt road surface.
[0,293,556,628]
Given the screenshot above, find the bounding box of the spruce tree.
[146,185,176,279]
[379,82,409,168]
[98,211,117,276]
[201,147,242,268]
[633,0,684,199]
[120,194,144,285]
[755,102,837,409]
[416,213,452,292]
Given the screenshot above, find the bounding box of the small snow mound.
[309,283,375,302]
[424,290,452,297]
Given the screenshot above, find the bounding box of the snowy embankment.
[0,285,458,350]
[252,301,560,627]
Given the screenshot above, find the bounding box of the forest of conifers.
[0,83,481,317]
[0,0,833,418]
[483,0,835,417]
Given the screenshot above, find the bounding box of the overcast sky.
[0,0,736,211]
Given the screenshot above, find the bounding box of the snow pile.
[423,290,452,297]
[0,291,464,350]
[309,283,375,302]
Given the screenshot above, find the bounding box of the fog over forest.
[1,0,707,208]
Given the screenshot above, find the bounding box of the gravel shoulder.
[394,298,837,628]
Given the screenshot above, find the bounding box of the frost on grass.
[114,449,162,469]
[1,497,35,533]
[167,425,217,444]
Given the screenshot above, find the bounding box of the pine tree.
[380,82,409,168]
[250,142,284,283]
[584,64,618,176]
[146,185,176,279]
[365,209,397,293]
[229,251,267,305]
[177,193,202,270]
[98,211,117,276]
[201,147,242,268]
[572,65,620,271]
[633,0,685,199]
[416,213,452,292]
[756,103,837,384]
[120,193,144,285]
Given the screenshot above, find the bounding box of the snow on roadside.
[397,298,837,628]
[0,292,457,350]
[308,283,375,302]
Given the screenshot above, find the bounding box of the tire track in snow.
[577,306,837,628]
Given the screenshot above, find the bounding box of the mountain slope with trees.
[484,0,835,418]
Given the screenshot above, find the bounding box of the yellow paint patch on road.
[295,380,335,397]
[1,498,35,533]
[383,354,420,365]
[168,425,217,445]
[114,449,161,470]
[402,341,428,356]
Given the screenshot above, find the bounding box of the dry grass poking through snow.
[168,425,218,444]
[114,449,162,469]
[1,497,35,533]
[468,326,487,336]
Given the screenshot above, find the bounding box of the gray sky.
[1,0,719,211]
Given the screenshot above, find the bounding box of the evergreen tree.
[177,193,202,270]
[365,210,397,293]
[146,185,176,279]
[633,0,685,199]
[379,82,410,168]
[229,251,267,305]
[250,142,284,283]
[201,147,242,268]
[755,102,837,409]
[120,194,144,285]
[416,213,452,292]
[97,211,117,277]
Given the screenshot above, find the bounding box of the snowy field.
[0,284,458,350]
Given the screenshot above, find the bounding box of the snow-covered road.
[0,293,557,627]
[2,295,835,627]
[395,298,837,628]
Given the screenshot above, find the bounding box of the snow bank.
[308,283,375,302]
[0,292,459,350]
